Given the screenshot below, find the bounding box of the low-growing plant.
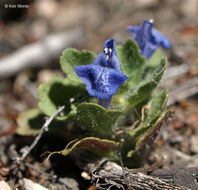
[17,20,172,168]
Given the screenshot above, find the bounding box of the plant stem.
[99,97,112,110]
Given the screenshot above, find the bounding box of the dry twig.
[90,159,190,190]
[20,105,65,161]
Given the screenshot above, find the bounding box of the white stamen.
[109,48,112,53]
[149,19,154,23]
[106,54,110,61]
[104,48,108,54]
[70,98,75,103]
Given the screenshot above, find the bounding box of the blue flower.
[127,20,171,59]
[75,39,128,109]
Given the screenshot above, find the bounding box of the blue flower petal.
[75,65,128,99]
[152,28,171,49]
[92,53,107,67]
[127,20,171,59]
[75,38,128,103]
[142,42,157,58]
[127,26,140,33]
[108,54,122,72]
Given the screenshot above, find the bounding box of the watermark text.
[4,3,29,9]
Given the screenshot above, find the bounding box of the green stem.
[99,97,112,110]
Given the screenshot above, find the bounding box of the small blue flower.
[127,20,171,59]
[75,65,127,99]
[75,39,128,109]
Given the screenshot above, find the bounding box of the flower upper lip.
[104,39,115,62]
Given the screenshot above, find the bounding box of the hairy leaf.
[126,59,166,108]
[69,102,122,138]
[120,89,168,164]
[38,77,89,120]
[61,137,119,157]
[16,109,42,136]
[16,109,67,136]
[60,48,96,83]
[117,39,146,86]
[142,49,166,80]
[128,110,174,157]
[128,89,168,138]
[148,48,166,67]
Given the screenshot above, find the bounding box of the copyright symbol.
[4,4,8,8]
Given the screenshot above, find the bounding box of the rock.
[35,0,58,19]
[48,177,79,190]
[0,181,11,190]
[135,0,159,8]
[190,135,198,153]
[181,0,198,17]
[23,178,49,190]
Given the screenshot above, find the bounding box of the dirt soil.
[0,0,198,189]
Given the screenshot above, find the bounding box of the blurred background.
[0,0,197,55]
[0,0,198,189]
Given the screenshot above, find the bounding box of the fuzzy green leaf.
[60,48,96,83]
[16,109,42,136]
[128,110,174,158]
[16,109,67,136]
[142,49,166,80]
[38,77,89,120]
[61,137,119,158]
[142,89,168,127]
[117,39,146,86]
[128,89,168,138]
[70,102,122,138]
[126,59,166,108]
[148,48,166,67]
[121,89,168,164]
